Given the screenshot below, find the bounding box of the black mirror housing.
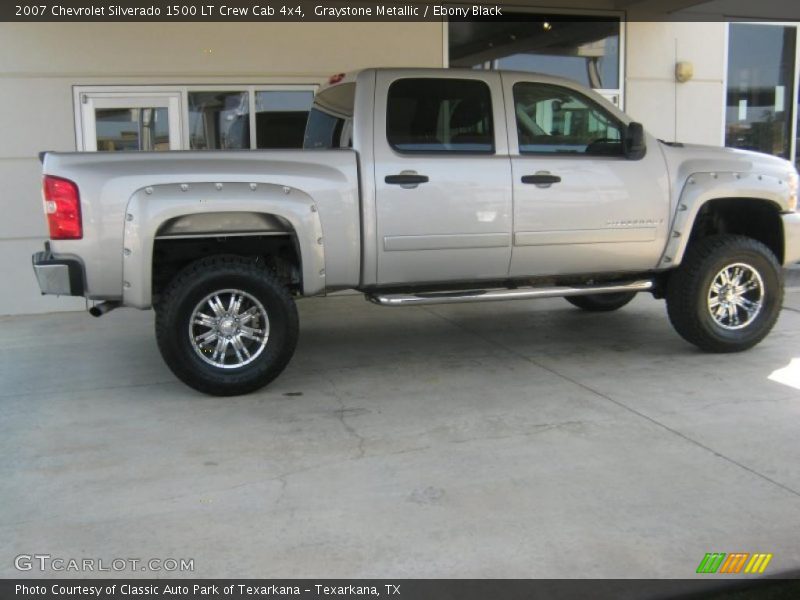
[624,122,646,160]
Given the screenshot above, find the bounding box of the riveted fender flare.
[657,171,789,269]
[122,182,324,308]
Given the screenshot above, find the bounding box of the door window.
[386,78,494,153]
[513,82,623,155]
[78,93,182,152]
[95,107,170,151]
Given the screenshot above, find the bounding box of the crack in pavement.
[326,375,367,460]
[423,306,800,500]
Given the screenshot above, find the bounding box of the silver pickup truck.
[33,68,800,396]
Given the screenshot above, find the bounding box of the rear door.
[372,72,512,285]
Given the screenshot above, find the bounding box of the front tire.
[565,292,637,312]
[156,255,299,396]
[666,235,783,353]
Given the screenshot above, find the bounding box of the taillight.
[43,175,82,240]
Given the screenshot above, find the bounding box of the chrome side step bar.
[366,279,653,307]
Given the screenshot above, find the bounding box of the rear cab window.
[386,78,494,153]
[304,83,356,149]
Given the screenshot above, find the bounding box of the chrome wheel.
[707,262,764,331]
[189,289,270,369]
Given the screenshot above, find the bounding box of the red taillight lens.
[43,175,82,240]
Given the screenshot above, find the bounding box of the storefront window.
[725,23,796,160]
[188,91,250,150]
[255,90,314,148]
[95,107,170,151]
[448,14,620,90]
[78,86,317,152]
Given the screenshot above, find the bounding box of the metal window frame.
[74,83,318,151]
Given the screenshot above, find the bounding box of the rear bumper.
[31,244,85,296]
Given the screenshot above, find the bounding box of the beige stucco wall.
[0,22,444,315]
[624,21,727,145]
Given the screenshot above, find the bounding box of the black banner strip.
[3,0,800,22]
[3,578,800,600]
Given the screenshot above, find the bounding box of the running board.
[366,279,654,307]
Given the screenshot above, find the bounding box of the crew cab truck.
[33,68,800,396]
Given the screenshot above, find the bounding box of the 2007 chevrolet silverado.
[33,68,800,395]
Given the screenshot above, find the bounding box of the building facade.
[1,2,798,315]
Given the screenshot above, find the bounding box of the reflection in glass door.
[448,14,623,106]
[79,93,182,151]
[725,24,797,160]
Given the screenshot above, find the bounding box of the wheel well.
[152,234,301,306]
[687,198,784,263]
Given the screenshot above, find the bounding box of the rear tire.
[666,235,782,353]
[156,255,299,396]
[565,292,637,312]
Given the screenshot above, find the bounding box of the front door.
[502,75,669,277]
[373,72,513,285]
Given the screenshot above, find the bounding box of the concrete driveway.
[2,285,800,579]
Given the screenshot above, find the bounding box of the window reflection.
[449,15,620,90]
[725,24,796,160]
[513,83,622,155]
[304,83,355,149]
[95,107,170,151]
[255,90,314,148]
[188,91,249,149]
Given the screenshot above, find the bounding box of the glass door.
[448,13,624,107]
[79,92,182,151]
[725,23,797,160]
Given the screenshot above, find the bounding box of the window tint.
[513,83,623,155]
[304,83,355,149]
[387,78,494,153]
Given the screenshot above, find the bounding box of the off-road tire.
[666,235,782,353]
[156,255,299,396]
[565,292,637,312]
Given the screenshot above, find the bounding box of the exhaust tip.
[89,301,120,317]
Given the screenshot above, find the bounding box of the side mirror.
[624,122,646,160]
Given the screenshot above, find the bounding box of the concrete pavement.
[1,289,800,578]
